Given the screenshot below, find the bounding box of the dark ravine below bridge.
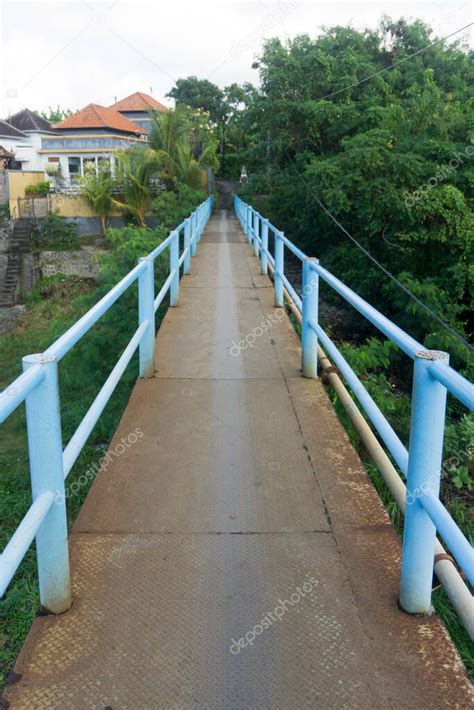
[3,210,472,709]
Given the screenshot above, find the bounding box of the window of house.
[68,157,81,177]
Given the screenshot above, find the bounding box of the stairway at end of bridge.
[5,210,472,709]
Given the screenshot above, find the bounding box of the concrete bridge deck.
[5,211,472,708]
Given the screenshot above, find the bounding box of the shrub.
[32,212,79,250]
[25,181,50,196]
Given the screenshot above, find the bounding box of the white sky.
[0,0,472,118]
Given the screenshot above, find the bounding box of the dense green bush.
[25,181,50,196]
[32,213,79,250]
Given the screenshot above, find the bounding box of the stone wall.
[0,209,11,253]
[39,248,102,279]
[19,248,103,293]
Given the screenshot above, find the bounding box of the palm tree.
[80,167,114,235]
[112,147,161,227]
[148,106,189,160]
[174,142,214,190]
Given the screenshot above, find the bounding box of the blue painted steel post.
[191,213,197,257]
[400,350,449,614]
[184,218,191,274]
[138,256,155,377]
[198,206,204,242]
[274,231,284,307]
[302,258,319,378]
[22,354,71,614]
[170,230,179,306]
[247,206,252,242]
[253,212,260,257]
[260,218,269,275]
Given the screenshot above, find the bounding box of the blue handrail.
[234,195,474,616]
[0,196,214,611]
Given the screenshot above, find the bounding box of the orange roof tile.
[56,104,145,134]
[110,92,168,113]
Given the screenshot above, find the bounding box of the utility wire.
[318,22,473,101]
[285,152,473,353]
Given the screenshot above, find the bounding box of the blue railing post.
[399,350,449,614]
[170,230,179,307]
[138,256,155,377]
[253,212,260,257]
[22,353,71,614]
[246,206,252,242]
[260,218,269,275]
[302,258,319,378]
[184,217,191,274]
[191,212,197,257]
[274,231,284,307]
[198,206,204,243]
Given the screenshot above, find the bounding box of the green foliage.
[80,167,114,235]
[152,184,206,230]
[167,76,225,123]
[148,106,219,188]
[31,213,79,250]
[40,106,73,123]
[25,181,50,196]
[236,19,473,376]
[112,146,162,227]
[166,76,258,177]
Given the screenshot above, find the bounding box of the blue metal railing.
[0,195,214,612]
[234,195,474,617]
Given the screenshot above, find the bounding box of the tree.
[112,147,161,228]
[167,76,248,175]
[148,107,219,188]
[238,19,473,374]
[80,165,114,235]
[41,106,73,123]
[167,77,225,124]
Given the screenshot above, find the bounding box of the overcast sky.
[0,0,472,118]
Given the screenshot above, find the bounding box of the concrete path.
[5,211,472,709]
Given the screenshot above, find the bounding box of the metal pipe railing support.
[138,256,155,377]
[400,350,449,614]
[22,354,71,614]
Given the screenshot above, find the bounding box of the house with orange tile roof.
[39,103,148,181]
[110,92,168,133]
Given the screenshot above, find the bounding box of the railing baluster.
[253,212,260,257]
[191,212,197,257]
[302,258,319,378]
[22,353,71,614]
[138,256,155,377]
[274,231,284,307]
[170,230,179,307]
[399,350,449,614]
[260,218,269,275]
[247,206,252,242]
[184,217,191,275]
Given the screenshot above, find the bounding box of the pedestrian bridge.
[0,197,473,708]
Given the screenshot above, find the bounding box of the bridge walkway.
[5,210,471,708]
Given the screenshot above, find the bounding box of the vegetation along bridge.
[0,196,473,708]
